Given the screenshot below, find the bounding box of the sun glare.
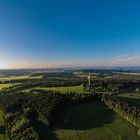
[0,61,8,69]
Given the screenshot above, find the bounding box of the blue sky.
[0,0,140,68]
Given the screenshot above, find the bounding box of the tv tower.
[88,72,91,87]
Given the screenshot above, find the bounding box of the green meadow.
[0,75,42,82]
[26,85,85,94]
[52,102,139,140]
[0,83,19,90]
[34,101,140,140]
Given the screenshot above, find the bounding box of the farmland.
[0,83,19,90]
[26,85,84,93]
[0,69,140,140]
[1,0,140,139]
[0,75,42,82]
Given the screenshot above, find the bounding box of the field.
[51,102,139,140]
[0,75,42,82]
[0,70,140,140]
[0,83,19,90]
[26,85,85,94]
[118,93,140,99]
[0,113,6,140]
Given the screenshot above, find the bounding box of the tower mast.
[88,72,91,87]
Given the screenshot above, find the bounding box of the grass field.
[26,85,85,93]
[0,75,42,82]
[0,83,19,90]
[0,113,6,140]
[118,93,140,99]
[49,102,139,140]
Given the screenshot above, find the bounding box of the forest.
[0,69,140,140]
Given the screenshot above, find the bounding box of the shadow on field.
[0,126,5,134]
[52,101,115,130]
[32,120,59,140]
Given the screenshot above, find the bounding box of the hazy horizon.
[1,0,140,69]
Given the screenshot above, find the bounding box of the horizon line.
[1,65,140,70]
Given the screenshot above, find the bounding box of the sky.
[0,0,140,69]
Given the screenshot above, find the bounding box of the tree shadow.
[52,101,115,130]
[32,119,59,140]
[0,126,5,134]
